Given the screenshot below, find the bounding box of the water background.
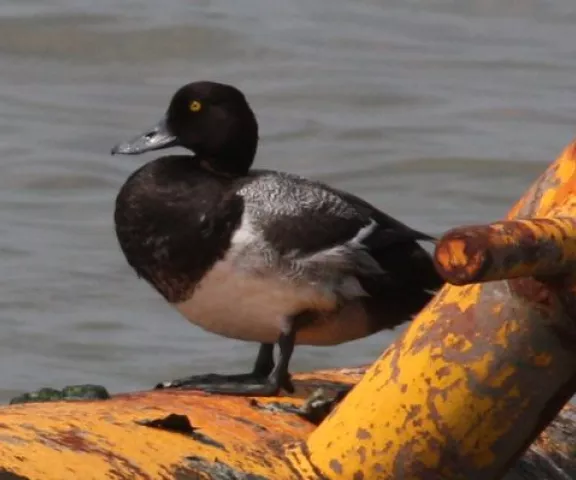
[1,0,576,402]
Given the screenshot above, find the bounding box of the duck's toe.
[154,371,293,397]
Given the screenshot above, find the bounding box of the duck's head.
[111,81,259,176]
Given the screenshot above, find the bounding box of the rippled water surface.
[1,0,576,401]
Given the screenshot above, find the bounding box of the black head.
[111,81,259,176]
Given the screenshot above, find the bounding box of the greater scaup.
[111,81,443,396]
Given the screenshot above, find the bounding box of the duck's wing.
[232,171,443,300]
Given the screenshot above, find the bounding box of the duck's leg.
[252,342,275,377]
[191,324,297,396]
[155,333,296,395]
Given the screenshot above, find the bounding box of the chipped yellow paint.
[494,319,521,348]
[486,364,517,389]
[293,140,576,478]
[492,304,503,315]
[436,238,468,268]
[425,283,480,313]
[435,216,576,286]
[459,285,481,311]
[442,332,474,353]
[0,377,340,480]
[556,145,576,180]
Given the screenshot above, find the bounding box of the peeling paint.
[435,217,576,286]
[136,413,226,451]
[328,459,343,475]
[176,456,268,479]
[296,140,576,479]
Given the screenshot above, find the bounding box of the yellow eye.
[189,100,202,112]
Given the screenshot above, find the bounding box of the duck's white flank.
[174,212,378,345]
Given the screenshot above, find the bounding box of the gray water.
[1,0,575,403]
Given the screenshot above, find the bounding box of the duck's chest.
[114,159,243,303]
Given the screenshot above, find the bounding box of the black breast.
[114,155,244,303]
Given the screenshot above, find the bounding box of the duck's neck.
[198,158,238,178]
[199,138,257,177]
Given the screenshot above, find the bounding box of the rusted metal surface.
[434,217,576,286]
[0,368,357,480]
[0,369,574,479]
[507,397,576,480]
[288,140,576,479]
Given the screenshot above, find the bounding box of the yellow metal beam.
[289,141,576,479]
[0,369,355,480]
[0,369,574,479]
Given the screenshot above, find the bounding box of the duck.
[111,81,443,396]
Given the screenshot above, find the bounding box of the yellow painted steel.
[434,217,576,285]
[0,369,358,480]
[0,369,574,479]
[293,140,576,479]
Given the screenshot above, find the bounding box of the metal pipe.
[289,141,576,480]
[434,217,576,286]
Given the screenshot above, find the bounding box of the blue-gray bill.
[111,117,178,155]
